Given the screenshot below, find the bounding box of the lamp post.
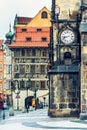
[34,81,39,110]
[14,80,20,110]
[26,78,31,97]
[43,97,46,107]
[25,78,31,113]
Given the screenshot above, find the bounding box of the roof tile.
[8,41,48,48]
[18,17,32,24]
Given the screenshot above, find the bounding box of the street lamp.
[34,81,39,110]
[26,78,31,97]
[43,97,46,107]
[14,80,20,110]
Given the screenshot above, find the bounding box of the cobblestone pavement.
[0,108,87,130]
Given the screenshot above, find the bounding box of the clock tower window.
[64,52,72,65]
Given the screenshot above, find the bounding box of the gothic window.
[83,35,87,45]
[41,11,48,18]
[64,52,71,65]
[36,65,40,73]
[26,49,31,56]
[19,65,25,74]
[42,50,47,57]
[14,65,18,72]
[83,54,87,65]
[30,65,35,74]
[72,48,76,59]
[40,65,45,74]
[64,52,71,59]
[31,81,35,90]
[37,49,41,56]
[40,81,45,89]
[14,80,19,89]
[32,49,36,56]
[21,49,25,56]
[26,65,30,72]
[14,49,20,56]
[14,73,19,78]
[20,79,25,89]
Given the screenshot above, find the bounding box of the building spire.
[9,23,11,32]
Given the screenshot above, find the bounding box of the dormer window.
[22,28,27,32]
[42,37,47,42]
[41,11,48,18]
[37,28,42,32]
[26,37,32,42]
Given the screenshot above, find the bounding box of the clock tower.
[48,0,82,117]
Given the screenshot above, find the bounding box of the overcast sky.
[0,0,51,39]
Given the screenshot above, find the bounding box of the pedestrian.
[26,104,29,113]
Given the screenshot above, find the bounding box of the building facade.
[7,7,51,109]
[80,1,87,113]
[0,40,5,102]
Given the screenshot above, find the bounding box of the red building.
[0,40,5,103]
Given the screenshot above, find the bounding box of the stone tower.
[48,0,82,117]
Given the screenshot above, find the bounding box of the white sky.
[0,0,51,39]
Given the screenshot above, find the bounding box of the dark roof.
[17,17,32,24]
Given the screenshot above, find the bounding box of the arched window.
[41,11,48,18]
[64,52,71,59]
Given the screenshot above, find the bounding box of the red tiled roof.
[8,41,49,48]
[17,17,32,24]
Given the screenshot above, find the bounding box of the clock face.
[60,29,75,44]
